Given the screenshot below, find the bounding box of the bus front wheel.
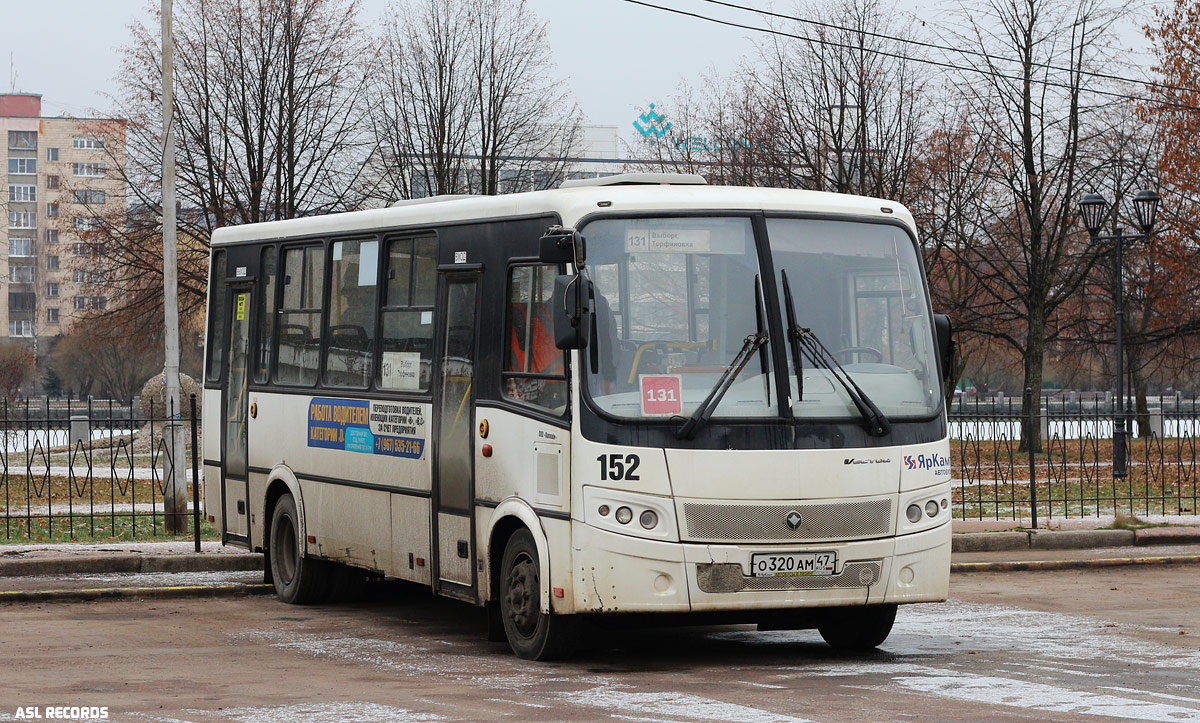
[269,494,330,604]
[499,528,575,660]
[817,604,897,650]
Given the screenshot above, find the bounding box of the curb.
[951,527,1200,553]
[0,553,263,578]
[0,582,274,603]
[952,554,1200,573]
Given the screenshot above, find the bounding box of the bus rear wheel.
[499,528,575,660]
[817,604,897,650]
[269,494,330,604]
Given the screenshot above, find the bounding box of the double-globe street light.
[1077,189,1161,478]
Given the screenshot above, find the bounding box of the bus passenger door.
[221,285,252,545]
[432,271,480,598]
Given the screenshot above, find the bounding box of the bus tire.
[499,528,575,660]
[817,604,897,650]
[269,494,330,605]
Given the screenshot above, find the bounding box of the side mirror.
[933,313,955,382]
[552,274,591,350]
[540,226,586,267]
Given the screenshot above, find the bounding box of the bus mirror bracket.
[934,313,955,382]
[540,226,586,268]
[552,274,591,350]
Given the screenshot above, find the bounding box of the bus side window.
[503,264,567,414]
[276,245,324,386]
[324,238,378,388]
[253,246,277,383]
[205,250,227,383]
[379,236,436,392]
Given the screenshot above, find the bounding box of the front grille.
[682,499,893,542]
[695,560,883,593]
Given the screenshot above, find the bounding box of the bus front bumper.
[570,520,950,614]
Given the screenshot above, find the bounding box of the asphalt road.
[0,566,1197,722]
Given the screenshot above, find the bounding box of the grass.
[951,436,1200,520]
[0,467,210,543]
[0,474,198,513]
[1104,511,1176,530]
[0,513,219,543]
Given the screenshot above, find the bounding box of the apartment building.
[2,93,125,349]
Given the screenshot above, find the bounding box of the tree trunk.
[1132,359,1151,439]
[1020,309,1047,453]
[942,349,968,414]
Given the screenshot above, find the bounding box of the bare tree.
[0,342,37,401]
[469,0,582,195]
[50,315,164,404]
[369,0,477,199]
[946,0,1124,449]
[909,110,1003,398]
[366,0,581,202]
[627,70,789,188]
[755,0,931,197]
[98,0,374,321]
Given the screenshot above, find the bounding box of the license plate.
[750,551,837,577]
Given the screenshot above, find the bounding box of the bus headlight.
[925,500,940,518]
[906,504,923,523]
[583,486,678,542]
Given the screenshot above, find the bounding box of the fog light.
[598,504,610,516]
[615,506,633,524]
[925,500,940,518]
[941,498,949,509]
[906,504,922,523]
[639,510,658,529]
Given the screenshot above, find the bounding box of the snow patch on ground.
[719,600,1200,721]
[892,671,1200,721]
[557,684,814,723]
[712,600,1200,670]
[187,702,444,723]
[45,571,261,586]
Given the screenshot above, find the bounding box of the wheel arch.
[484,498,551,613]
[262,465,305,559]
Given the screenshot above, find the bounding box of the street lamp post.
[1077,189,1161,478]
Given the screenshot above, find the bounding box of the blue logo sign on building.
[633,103,673,144]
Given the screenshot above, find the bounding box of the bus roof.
[207,183,917,246]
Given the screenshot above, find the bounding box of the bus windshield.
[768,218,941,420]
[582,215,942,423]
[584,216,776,420]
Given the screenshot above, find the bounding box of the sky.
[2,0,1161,136]
[2,0,760,127]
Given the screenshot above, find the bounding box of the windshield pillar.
[751,214,793,420]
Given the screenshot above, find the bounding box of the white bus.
[202,173,955,660]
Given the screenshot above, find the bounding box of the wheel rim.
[273,511,298,585]
[505,551,539,638]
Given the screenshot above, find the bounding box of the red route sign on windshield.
[640,375,683,416]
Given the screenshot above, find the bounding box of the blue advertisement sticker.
[308,398,424,459]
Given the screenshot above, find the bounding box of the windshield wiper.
[754,275,771,407]
[675,329,769,440]
[780,269,891,437]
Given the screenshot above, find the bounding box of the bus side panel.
[473,406,572,609]
[301,481,392,573]
[250,392,432,578]
[392,495,432,585]
[474,407,569,511]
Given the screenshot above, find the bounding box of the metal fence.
[951,392,1200,525]
[5,385,1197,540]
[0,394,203,545]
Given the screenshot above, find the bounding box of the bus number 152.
[597,454,640,481]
